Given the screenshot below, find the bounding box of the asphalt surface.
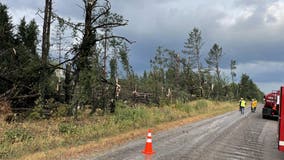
[89,106,284,160]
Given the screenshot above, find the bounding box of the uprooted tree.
[0,3,41,112]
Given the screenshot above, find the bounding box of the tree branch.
[92,1,111,23]
[0,85,16,98]
[10,93,40,100]
[93,21,128,30]
[96,35,135,44]
[51,12,84,33]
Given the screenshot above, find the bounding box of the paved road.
[90,106,284,160]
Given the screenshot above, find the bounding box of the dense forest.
[0,0,264,120]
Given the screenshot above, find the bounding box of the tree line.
[0,1,263,119]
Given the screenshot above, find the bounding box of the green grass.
[0,100,238,160]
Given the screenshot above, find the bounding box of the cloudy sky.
[1,0,284,93]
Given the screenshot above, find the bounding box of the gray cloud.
[234,0,277,7]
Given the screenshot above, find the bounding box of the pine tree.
[0,3,14,50]
[239,74,263,100]
[206,43,223,99]
[0,3,42,110]
[183,27,204,97]
[230,59,237,83]
[206,43,223,81]
[0,3,14,95]
[16,18,39,55]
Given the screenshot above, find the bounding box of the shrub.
[175,102,192,113]
[4,128,33,143]
[58,123,78,135]
[54,103,71,117]
[0,143,9,159]
[27,109,42,120]
[195,100,208,110]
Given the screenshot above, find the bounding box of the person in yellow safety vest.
[240,98,246,115]
[251,99,257,113]
[239,98,242,111]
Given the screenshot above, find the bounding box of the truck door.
[278,86,284,151]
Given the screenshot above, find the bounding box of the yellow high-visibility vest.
[252,100,257,107]
[241,100,246,107]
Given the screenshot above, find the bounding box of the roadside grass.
[0,99,238,160]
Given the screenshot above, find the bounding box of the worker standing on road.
[251,99,257,113]
[250,99,254,112]
[240,98,246,115]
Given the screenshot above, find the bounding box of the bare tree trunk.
[64,63,72,104]
[196,48,203,97]
[40,0,52,102]
[42,0,52,66]
[74,1,95,113]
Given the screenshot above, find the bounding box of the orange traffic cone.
[142,129,155,155]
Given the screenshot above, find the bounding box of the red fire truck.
[263,90,280,118]
[278,86,284,151]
